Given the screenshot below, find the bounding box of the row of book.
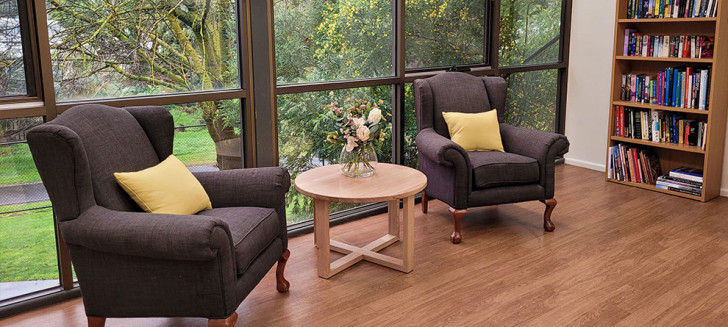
[614,106,707,148]
[627,0,718,19]
[622,30,714,59]
[620,67,711,110]
[656,167,703,196]
[608,144,661,184]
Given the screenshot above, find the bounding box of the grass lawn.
[0,143,41,186]
[0,206,58,282]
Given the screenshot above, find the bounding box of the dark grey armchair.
[27,105,291,327]
[414,72,569,244]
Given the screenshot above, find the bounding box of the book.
[669,166,703,183]
[657,175,703,188]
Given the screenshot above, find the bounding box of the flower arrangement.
[323,96,389,177]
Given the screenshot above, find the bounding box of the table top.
[294,163,427,203]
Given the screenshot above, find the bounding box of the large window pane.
[0,0,27,97]
[278,86,393,224]
[274,0,393,85]
[405,0,485,69]
[499,0,562,67]
[46,0,240,101]
[166,99,243,170]
[0,117,58,301]
[503,69,558,132]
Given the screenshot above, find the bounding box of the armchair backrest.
[414,72,508,137]
[27,105,174,221]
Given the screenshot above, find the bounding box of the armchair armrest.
[499,124,569,199]
[193,167,291,249]
[415,128,471,169]
[193,167,290,209]
[500,124,570,163]
[415,128,472,209]
[60,206,233,261]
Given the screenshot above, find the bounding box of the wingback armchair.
[414,72,570,244]
[27,105,291,327]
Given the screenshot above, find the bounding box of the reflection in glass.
[0,0,27,97]
[499,0,562,67]
[405,0,485,69]
[0,117,59,301]
[46,0,240,101]
[165,100,243,170]
[503,69,558,132]
[278,86,393,224]
[274,0,393,84]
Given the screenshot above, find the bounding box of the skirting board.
[722,187,728,198]
[565,158,606,172]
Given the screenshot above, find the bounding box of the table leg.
[313,199,331,278]
[388,200,400,239]
[402,196,415,272]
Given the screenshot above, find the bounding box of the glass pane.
[404,83,418,168]
[499,0,562,67]
[46,0,240,101]
[274,0,393,85]
[503,69,558,132]
[166,99,243,170]
[405,0,485,69]
[0,117,59,301]
[0,0,27,97]
[278,86,393,224]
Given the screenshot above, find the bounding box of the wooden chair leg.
[87,317,106,327]
[421,192,429,214]
[540,198,557,232]
[276,249,291,293]
[448,207,466,244]
[208,312,238,327]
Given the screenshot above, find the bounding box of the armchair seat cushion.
[199,207,281,275]
[468,151,540,189]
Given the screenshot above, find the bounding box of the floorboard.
[2,164,728,327]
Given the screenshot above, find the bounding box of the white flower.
[356,125,370,142]
[352,117,366,128]
[368,108,382,123]
[345,136,358,152]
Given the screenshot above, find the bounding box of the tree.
[47,0,241,168]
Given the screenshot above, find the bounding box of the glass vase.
[339,142,378,177]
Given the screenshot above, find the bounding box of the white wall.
[564,0,728,197]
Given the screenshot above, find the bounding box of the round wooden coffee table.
[294,163,427,278]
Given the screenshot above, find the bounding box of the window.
[46,0,240,101]
[167,100,243,170]
[503,69,558,132]
[405,0,486,69]
[499,0,563,67]
[0,117,58,302]
[0,0,29,97]
[274,0,394,84]
[277,86,392,224]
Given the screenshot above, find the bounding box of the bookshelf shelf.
[610,136,706,154]
[618,17,718,23]
[607,178,703,200]
[607,0,726,202]
[615,55,714,63]
[612,101,710,114]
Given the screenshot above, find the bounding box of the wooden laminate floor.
[3,164,728,327]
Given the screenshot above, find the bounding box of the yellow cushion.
[442,110,504,152]
[114,155,212,215]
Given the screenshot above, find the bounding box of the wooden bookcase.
[606,0,728,201]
